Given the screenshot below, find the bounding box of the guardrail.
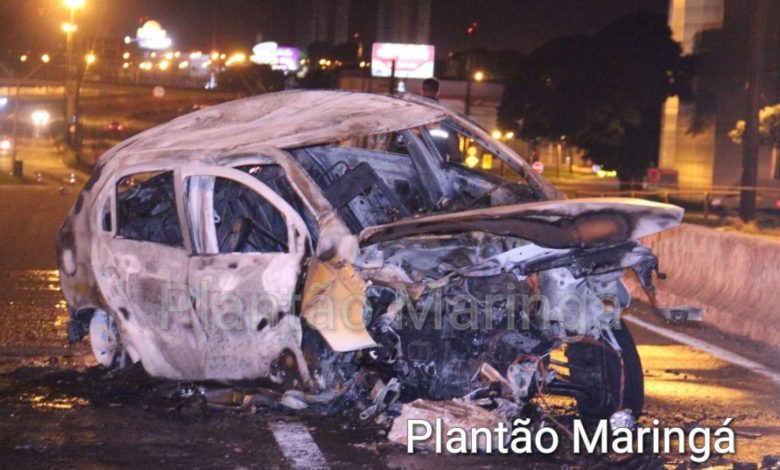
[563,186,780,219]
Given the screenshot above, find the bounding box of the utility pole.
[64,0,84,148]
[740,0,769,222]
[464,21,477,116]
[389,59,396,94]
[11,83,21,176]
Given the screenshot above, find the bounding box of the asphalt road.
[0,183,778,469]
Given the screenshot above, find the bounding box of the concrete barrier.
[635,224,780,348]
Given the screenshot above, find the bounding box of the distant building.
[295,0,431,49]
[294,0,351,48]
[659,0,780,189]
[376,0,432,44]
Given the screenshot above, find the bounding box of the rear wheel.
[565,320,644,420]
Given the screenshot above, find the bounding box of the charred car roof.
[105,90,448,161]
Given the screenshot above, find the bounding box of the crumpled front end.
[301,229,662,408]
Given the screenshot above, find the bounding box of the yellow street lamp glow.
[174,51,181,58]
[31,109,51,127]
[122,52,130,60]
[481,153,493,170]
[84,52,96,65]
[202,60,211,69]
[504,131,515,140]
[61,22,78,33]
[64,0,85,9]
[225,52,247,67]
[139,61,152,71]
[219,53,226,60]
[465,146,480,168]
[158,60,170,70]
[210,51,219,60]
[190,51,202,59]
[150,52,157,58]
[491,130,502,140]
[178,60,189,69]
[473,70,485,82]
[41,54,50,64]
[20,54,28,62]
[164,51,173,60]
[122,62,130,69]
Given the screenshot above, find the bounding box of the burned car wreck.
[57,90,683,428]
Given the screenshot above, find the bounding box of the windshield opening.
[290,122,545,233]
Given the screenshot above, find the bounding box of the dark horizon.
[0,0,668,58]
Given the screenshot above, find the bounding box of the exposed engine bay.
[293,232,659,424]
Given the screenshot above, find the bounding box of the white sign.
[251,42,278,65]
[137,20,172,50]
[371,43,435,79]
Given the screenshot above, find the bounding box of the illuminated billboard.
[274,47,299,72]
[371,43,435,79]
[251,42,300,72]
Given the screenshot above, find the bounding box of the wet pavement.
[0,186,778,468]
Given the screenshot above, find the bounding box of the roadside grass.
[0,171,24,185]
[684,212,780,238]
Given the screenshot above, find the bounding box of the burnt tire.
[565,320,644,420]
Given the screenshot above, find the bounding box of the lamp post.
[64,0,84,148]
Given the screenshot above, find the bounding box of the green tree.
[729,104,780,147]
[499,13,692,185]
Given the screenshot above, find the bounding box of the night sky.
[0,0,668,57]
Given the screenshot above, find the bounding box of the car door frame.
[179,164,313,380]
[91,164,207,379]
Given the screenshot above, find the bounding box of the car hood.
[359,197,683,249]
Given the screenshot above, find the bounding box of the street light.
[41,54,51,63]
[61,22,78,33]
[84,52,96,66]
[473,70,485,82]
[31,110,51,127]
[64,0,85,8]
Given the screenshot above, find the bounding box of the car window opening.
[115,171,183,247]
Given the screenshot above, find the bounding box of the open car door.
[182,165,312,382]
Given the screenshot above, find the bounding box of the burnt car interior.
[210,176,289,253]
[116,171,183,247]
[114,163,318,257]
[290,123,542,234]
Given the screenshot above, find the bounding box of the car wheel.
[89,309,122,368]
[565,320,644,420]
